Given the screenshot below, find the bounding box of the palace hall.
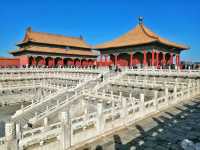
[9,27,97,68]
[96,18,188,68]
[0,18,189,68]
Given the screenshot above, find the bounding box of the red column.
[31,57,36,66]
[43,57,46,66]
[74,59,77,67]
[130,53,133,66]
[115,54,118,66]
[143,49,147,66]
[52,58,55,67]
[79,59,83,67]
[61,58,64,67]
[33,57,36,66]
[100,54,103,66]
[162,53,166,65]
[170,53,173,65]
[156,52,159,68]
[133,54,135,65]
[86,60,89,66]
[78,59,81,67]
[151,50,154,66]
[176,54,179,66]
[105,54,108,66]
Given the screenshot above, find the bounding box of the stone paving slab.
[77,96,200,150]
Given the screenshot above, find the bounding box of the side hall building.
[9,27,97,67]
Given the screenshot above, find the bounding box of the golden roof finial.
[80,35,84,40]
[138,16,144,24]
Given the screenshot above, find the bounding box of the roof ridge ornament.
[138,16,144,25]
[80,35,84,40]
[26,26,32,33]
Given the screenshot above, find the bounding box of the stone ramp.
[77,96,200,150]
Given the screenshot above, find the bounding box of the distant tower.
[138,16,144,24]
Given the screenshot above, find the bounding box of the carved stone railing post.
[16,123,21,141]
[187,80,191,99]
[110,91,113,99]
[140,94,145,115]
[195,79,199,95]
[174,84,177,102]
[190,80,195,96]
[127,76,130,84]
[121,97,127,118]
[198,79,200,92]
[60,111,71,150]
[135,76,138,84]
[153,76,156,84]
[193,79,197,95]
[175,77,178,86]
[154,91,158,111]
[129,93,132,101]
[165,85,169,105]
[21,104,24,110]
[111,91,115,122]
[44,117,48,128]
[82,98,88,115]
[96,103,104,133]
[119,92,122,103]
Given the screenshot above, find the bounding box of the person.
[109,65,112,70]
[115,66,118,72]
[100,74,103,82]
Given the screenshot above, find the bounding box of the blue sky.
[0,0,199,61]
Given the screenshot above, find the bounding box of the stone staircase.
[28,75,103,126]
[11,75,102,127]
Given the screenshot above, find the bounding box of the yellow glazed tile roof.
[95,24,188,50]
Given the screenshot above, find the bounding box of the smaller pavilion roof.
[17,27,91,49]
[95,19,188,50]
[10,46,97,57]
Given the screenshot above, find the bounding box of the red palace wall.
[0,58,20,68]
[18,55,29,67]
[0,56,30,68]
